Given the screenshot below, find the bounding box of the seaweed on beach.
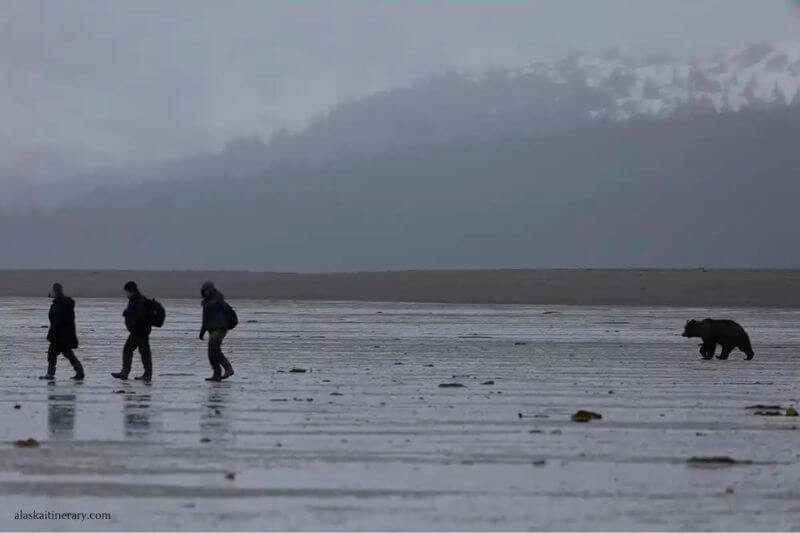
[571,410,602,422]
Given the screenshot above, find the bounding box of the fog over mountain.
[3,102,800,270]
[3,2,799,186]
[3,2,800,270]
[10,41,800,198]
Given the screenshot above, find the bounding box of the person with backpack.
[112,281,157,382]
[199,281,236,382]
[41,282,84,381]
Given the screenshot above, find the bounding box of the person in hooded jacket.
[41,283,84,380]
[200,281,234,381]
[112,281,153,381]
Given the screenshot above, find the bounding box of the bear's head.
[682,319,699,338]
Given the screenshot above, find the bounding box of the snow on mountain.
[293,41,800,166]
[193,42,800,180]
[512,41,800,120]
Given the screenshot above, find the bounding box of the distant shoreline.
[1,269,798,307]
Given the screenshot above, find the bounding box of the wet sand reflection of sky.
[2,299,800,530]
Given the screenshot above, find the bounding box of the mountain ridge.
[5,41,800,213]
[3,105,800,270]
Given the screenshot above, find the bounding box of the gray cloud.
[1,0,798,182]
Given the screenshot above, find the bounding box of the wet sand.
[0,269,799,307]
[1,298,799,531]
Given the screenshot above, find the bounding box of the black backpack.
[224,303,238,330]
[147,298,166,328]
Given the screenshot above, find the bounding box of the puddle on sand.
[0,298,799,530]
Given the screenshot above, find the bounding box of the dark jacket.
[48,296,79,349]
[124,293,152,337]
[201,287,228,333]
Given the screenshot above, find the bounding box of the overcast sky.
[1,0,799,182]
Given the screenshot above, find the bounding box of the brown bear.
[682,319,754,360]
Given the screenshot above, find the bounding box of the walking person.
[200,281,235,382]
[112,281,153,381]
[41,283,84,380]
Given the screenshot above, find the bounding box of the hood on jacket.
[201,281,216,298]
[201,283,225,307]
[53,296,75,308]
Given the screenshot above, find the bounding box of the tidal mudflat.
[1,298,799,531]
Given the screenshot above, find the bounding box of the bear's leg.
[699,342,715,359]
[716,345,733,360]
[739,338,755,360]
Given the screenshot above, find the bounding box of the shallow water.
[1,298,799,531]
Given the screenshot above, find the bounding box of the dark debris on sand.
[687,456,753,466]
[571,410,602,422]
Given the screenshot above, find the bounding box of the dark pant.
[48,343,84,376]
[121,334,153,376]
[208,330,233,377]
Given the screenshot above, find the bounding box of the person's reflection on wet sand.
[200,384,233,442]
[123,391,152,438]
[47,393,76,440]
